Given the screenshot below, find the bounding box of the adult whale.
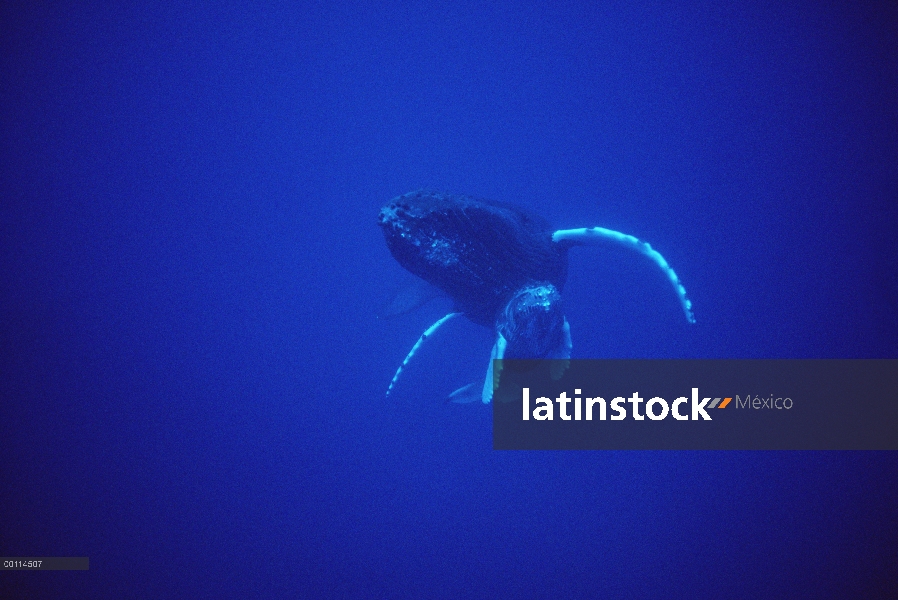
[378,190,695,402]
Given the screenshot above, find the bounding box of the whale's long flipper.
[480,333,508,404]
[386,312,461,398]
[552,227,696,324]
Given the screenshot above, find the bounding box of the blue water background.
[2,2,896,598]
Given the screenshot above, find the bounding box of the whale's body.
[378,190,695,401]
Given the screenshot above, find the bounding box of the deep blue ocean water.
[2,2,896,598]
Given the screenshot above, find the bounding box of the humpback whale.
[378,190,695,402]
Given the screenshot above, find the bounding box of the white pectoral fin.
[481,333,507,404]
[553,227,696,324]
[386,312,461,398]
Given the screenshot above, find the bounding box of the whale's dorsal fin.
[553,227,696,323]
